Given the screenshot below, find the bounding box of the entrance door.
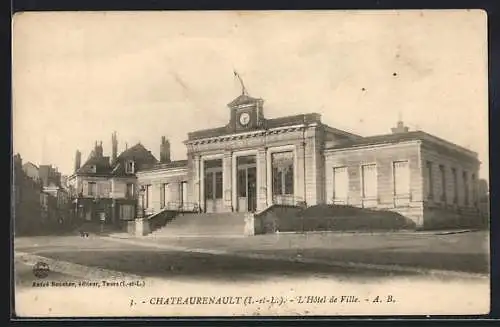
[204,159,223,213]
[237,155,257,212]
[247,167,257,212]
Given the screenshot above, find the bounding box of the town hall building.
[69,89,482,231]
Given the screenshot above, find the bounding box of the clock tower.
[227,94,265,132]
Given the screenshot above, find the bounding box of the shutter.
[120,205,134,220]
[181,182,188,205]
[333,167,348,200]
[394,161,410,196]
[362,164,377,197]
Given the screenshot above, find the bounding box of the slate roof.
[139,160,189,172]
[76,143,158,177]
[116,143,158,164]
[187,113,325,141]
[326,131,479,162]
[76,156,112,176]
[22,162,39,170]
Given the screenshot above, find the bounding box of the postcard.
[12,9,490,317]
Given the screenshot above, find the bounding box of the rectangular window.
[333,167,349,201]
[361,164,377,198]
[125,183,134,199]
[119,205,134,220]
[426,161,433,200]
[463,171,469,205]
[145,184,152,209]
[393,161,410,196]
[88,182,96,196]
[272,151,294,196]
[439,165,446,202]
[125,161,135,174]
[452,168,458,203]
[215,171,223,199]
[161,183,168,208]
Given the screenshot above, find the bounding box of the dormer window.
[89,165,96,173]
[125,160,135,174]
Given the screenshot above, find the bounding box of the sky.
[12,10,488,179]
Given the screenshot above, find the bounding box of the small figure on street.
[99,212,106,233]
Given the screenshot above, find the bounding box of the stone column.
[223,151,233,211]
[152,182,162,214]
[135,218,151,237]
[232,154,238,211]
[266,150,273,206]
[257,148,268,211]
[199,157,205,212]
[295,142,306,204]
[192,155,201,207]
[304,126,318,206]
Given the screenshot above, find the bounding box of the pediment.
[227,94,261,108]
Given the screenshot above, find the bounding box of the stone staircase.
[147,212,248,237]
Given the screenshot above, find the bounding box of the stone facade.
[325,141,424,225]
[70,92,486,231]
[136,164,188,215]
[67,137,158,225]
[324,131,482,229]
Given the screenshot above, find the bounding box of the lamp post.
[139,186,146,218]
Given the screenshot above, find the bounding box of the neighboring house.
[67,132,159,226]
[22,161,40,182]
[43,182,71,222]
[22,161,72,223]
[39,164,62,188]
[60,174,69,190]
[13,154,43,235]
[40,191,59,224]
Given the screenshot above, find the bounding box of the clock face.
[239,112,251,126]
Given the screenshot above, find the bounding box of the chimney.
[95,141,104,157]
[13,154,22,170]
[74,150,81,172]
[391,120,409,134]
[111,132,118,163]
[160,136,171,163]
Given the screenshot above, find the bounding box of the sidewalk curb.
[103,236,488,280]
[273,229,478,236]
[15,251,144,281]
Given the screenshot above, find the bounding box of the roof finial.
[233,70,248,96]
[398,111,403,123]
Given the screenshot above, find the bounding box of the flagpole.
[233,70,247,95]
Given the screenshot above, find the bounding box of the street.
[13,232,490,317]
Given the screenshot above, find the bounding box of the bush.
[257,204,417,233]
